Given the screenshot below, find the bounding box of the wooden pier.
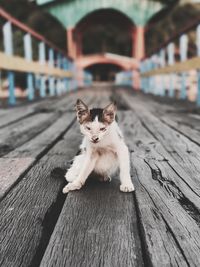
[0,86,200,267]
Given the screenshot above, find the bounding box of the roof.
[36,0,164,27]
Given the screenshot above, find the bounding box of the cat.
[62,99,134,193]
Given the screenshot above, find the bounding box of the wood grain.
[0,90,111,267]
[0,112,59,156]
[116,97,200,266]
[40,178,143,267]
[0,124,81,267]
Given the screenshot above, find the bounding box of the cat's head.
[75,99,117,144]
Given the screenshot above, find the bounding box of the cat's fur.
[62,99,134,193]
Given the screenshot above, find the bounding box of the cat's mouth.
[91,140,99,144]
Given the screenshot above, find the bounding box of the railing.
[0,8,90,105]
[115,71,133,87]
[115,18,200,107]
[140,17,200,106]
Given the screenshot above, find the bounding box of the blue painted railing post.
[146,59,151,93]
[141,61,145,92]
[139,61,143,91]
[24,33,34,101]
[39,42,46,97]
[56,53,62,95]
[167,42,175,97]
[180,34,188,100]
[144,60,148,93]
[3,21,15,105]
[63,57,69,92]
[160,49,166,96]
[48,48,55,96]
[150,56,155,94]
[69,62,74,91]
[196,25,200,106]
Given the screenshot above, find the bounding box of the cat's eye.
[100,127,106,131]
[86,126,91,130]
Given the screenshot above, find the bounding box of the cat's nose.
[92,137,99,143]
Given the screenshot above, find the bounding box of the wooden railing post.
[167,42,175,98]
[3,21,15,105]
[39,42,46,98]
[24,33,34,101]
[180,34,188,100]
[48,48,55,96]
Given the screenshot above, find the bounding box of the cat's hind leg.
[98,175,112,182]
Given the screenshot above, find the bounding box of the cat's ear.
[103,102,117,124]
[75,99,89,124]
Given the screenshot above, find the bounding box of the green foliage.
[0,0,66,54]
[146,3,200,55]
[151,0,178,5]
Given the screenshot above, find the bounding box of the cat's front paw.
[62,180,83,194]
[120,182,135,192]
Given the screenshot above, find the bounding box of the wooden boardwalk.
[0,85,200,267]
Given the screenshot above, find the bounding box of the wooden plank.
[40,178,143,267]
[0,87,100,129]
[118,111,200,266]
[159,115,200,146]
[132,156,198,267]
[39,92,143,267]
[0,123,81,267]
[0,112,59,156]
[120,91,200,197]
[132,160,188,267]
[0,91,78,128]
[0,113,74,199]
[5,113,74,159]
[0,91,110,267]
[130,93,200,144]
[0,96,62,128]
[0,92,96,199]
[0,157,33,199]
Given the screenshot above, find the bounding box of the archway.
[68,8,145,60]
[76,9,134,57]
[85,63,123,81]
[37,0,165,59]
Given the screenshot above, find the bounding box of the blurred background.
[0,0,200,105]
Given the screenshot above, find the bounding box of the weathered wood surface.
[0,90,77,128]
[118,111,200,267]
[0,90,110,267]
[39,87,143,267]
[40,178,143,267]
[0,90,95,199]
[0,86,200,267]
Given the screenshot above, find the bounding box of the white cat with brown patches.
[62,99,134,193]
